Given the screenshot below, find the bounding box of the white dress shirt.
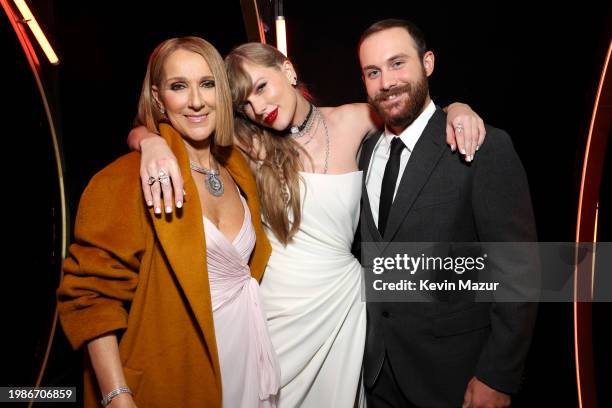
[366,100,437,227]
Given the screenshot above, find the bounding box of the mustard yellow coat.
[57,124,271,407]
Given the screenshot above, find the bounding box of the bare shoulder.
[319,103,379,133]
[319,103,370,121]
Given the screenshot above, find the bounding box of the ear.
[152,85,165,113]
[281,60,297,84]
[423,51,435,77]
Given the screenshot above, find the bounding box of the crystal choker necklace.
[287,103,315,138]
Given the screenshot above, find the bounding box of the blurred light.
[276,16,287,56]
[13,0,59,65]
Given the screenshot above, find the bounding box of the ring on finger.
[147,176,157,186]
[455,123,464,133]
[158,168,170,185]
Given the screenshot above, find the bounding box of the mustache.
[373,84,412,103]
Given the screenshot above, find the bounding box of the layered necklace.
[190,157,224,197]
[286,104,330,174]
[288,103,315,137]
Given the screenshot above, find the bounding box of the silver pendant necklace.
[190,160,224,197]
[293,107,330,174]
[320,109,330,174]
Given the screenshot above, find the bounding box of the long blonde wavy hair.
[225,43,312,245]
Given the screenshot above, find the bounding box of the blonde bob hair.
[137,36,234,148]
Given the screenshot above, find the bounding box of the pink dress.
[204,193,280,408]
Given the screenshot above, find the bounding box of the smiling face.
[152,49,217,144]
[238,60,299,131]
[359,27,434,134]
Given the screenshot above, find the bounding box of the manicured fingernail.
[461,149,466,155]
[147,200,153,207]
[476,145,480,151]
[450,144,456,152]
[176,201,183,209]
[155,207,161,214]
[165,206,172,213]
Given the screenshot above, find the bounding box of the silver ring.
[147,176,157,186]
[158,169,170,185]
[455,123,464,133]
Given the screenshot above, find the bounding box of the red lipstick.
[264,107,278,125]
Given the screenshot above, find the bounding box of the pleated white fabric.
[260,171,366,408]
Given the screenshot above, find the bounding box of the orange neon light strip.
[276,16,287,56]
[13,0,59,65]
[591,205,598,296]
[574,39,612,408]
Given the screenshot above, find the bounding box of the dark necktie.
[378,137,405,237]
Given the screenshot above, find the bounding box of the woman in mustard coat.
[57,37,279,408]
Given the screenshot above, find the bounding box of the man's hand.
[462,377,510,408]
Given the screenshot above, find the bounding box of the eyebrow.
[362,53,410,72]
[165,75,215,82]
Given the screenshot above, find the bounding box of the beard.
[369,69,429,131]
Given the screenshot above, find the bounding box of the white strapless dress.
[260,171,366,408]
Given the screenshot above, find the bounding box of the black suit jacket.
[360,108,538,407]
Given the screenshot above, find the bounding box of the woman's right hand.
[139,135,184,214]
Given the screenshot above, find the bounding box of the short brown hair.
[358,19,428,58]
[136,36,234,147]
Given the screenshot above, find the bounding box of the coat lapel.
[360,131,384,242]
[149,124,219,378]
[148,125,271,381]
[383,109,447,242]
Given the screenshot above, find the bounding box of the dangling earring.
[291,77,297,86]
[159,106,165,114]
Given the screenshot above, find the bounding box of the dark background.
[3,1,610,406]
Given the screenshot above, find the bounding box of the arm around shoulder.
[337,103,382,140]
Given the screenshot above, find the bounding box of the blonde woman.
[129,42,484,407]
[58,37,279,408]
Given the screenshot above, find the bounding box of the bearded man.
[358,19,538,408]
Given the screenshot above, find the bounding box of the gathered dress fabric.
[205,192,280,408]
[260,171,366,407]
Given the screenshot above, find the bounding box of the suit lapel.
[360,131,384,242]
[383,109,447,242]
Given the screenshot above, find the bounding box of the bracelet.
[101,386,132,407]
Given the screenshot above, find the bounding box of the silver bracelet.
[101,386,132,407]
